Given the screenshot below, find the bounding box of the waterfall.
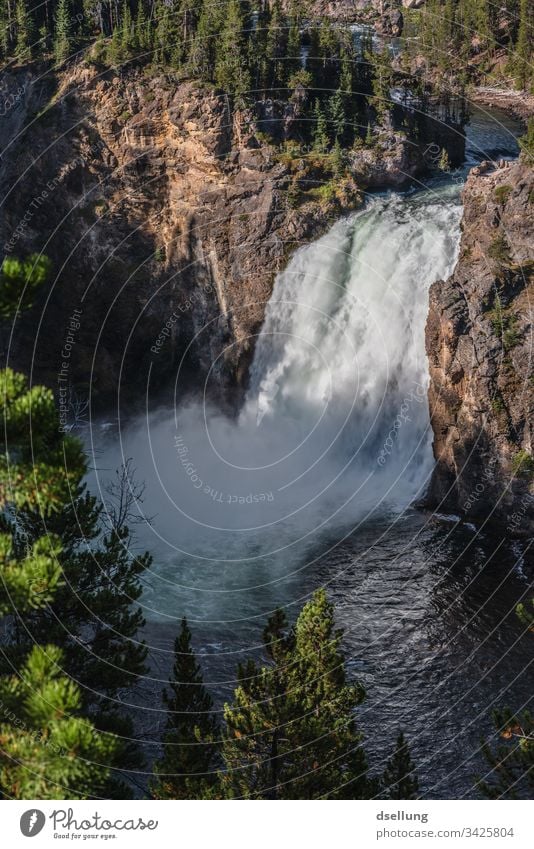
[90,182,463,617]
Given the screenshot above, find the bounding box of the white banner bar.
[2,800,533,848]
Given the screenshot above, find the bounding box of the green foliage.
[511,450,534,478]
[480,598,534,798]
[220,590,376,799]
[494,185,513,205]
[487,232,512,266]
[312,99,329,153]
[152,618,220,799]
[0,532,62,616]
[0,645,119,799]
[369,47,393,125]
[0,368,86,513]
[0,364,148,797]
[382,732,419,799]
[479,709,534,798]
[404,0,532,90]
[54,0,72,65]
[0,254,51,319]
[7,463,152,793]
[15,0,34,61]
[519,118,534,164]
[214,0,251,100]
[516,598,534,631]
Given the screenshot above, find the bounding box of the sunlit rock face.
[425,160,534,535]
[0,62,436,410]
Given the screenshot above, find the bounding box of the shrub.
[488,232,512,265]
[511,450,534,478]
[494,185,512,205]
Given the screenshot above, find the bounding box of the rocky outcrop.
[0,61,440,410]
[282,0,403,34]
[471,87,534,124]
[425,160,534,536]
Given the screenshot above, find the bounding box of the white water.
[90,182,463,622]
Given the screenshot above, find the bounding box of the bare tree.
[102,458,154,535]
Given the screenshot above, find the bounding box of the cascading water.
[91,182,463,622]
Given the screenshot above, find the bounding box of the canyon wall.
[425,159,534,535]
[0,61,440,410]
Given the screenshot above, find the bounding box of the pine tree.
[264,0,287,91]
[284,11,301,85]
[0,263,125,801]
[120,0,133,57]
[214,0,251,100]
[134,0,150,53]
[383,732,420,799]
[370,46,393,126]
[479,709,534,798]
[479,598,534,798]
[221,590,376,799]
[187,1,220,81]
[512,0,532,90]
[0,368,86,518]
[0,253,51,319]
[15,0,33,61]
[54,0,72,65]
[312,98,329,152]
[331,137,344,177]
[0,645,120,799]
[8,464,151,792]
[329,88,347,142]
[0,0,10,59]
[152,618,220,799]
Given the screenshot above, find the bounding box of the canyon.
[0,56,532,535]
[0,59,458,407]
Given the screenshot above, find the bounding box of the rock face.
[0,62,440,410]
[425,160,534,536]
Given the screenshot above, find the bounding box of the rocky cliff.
[0,60,441,410]
[282,0,404,34]
[425,159,534,536]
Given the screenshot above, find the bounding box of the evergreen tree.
[15,0,33,61]
[187,1,220,81]
[120,0,133,58]
[264,0,286,91]
[312,98,328,152]
[284,11,301,84]
[152,618,220,799]
[512,0,532,90]
[54,0,72,65]
[479,709,534,798]
[370,46,392,126]
[479,598,534,798]
[134,0,151,53]
[0,253,51,319]
[0,369,85,516]
[331,137,344,177]
[329,88,347,142]
[0,645,119,799]
[383,732,420,799]
[214,0,251,99]
[221,590,376,799]
[107,14,123,65]
[7,464,151,793]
